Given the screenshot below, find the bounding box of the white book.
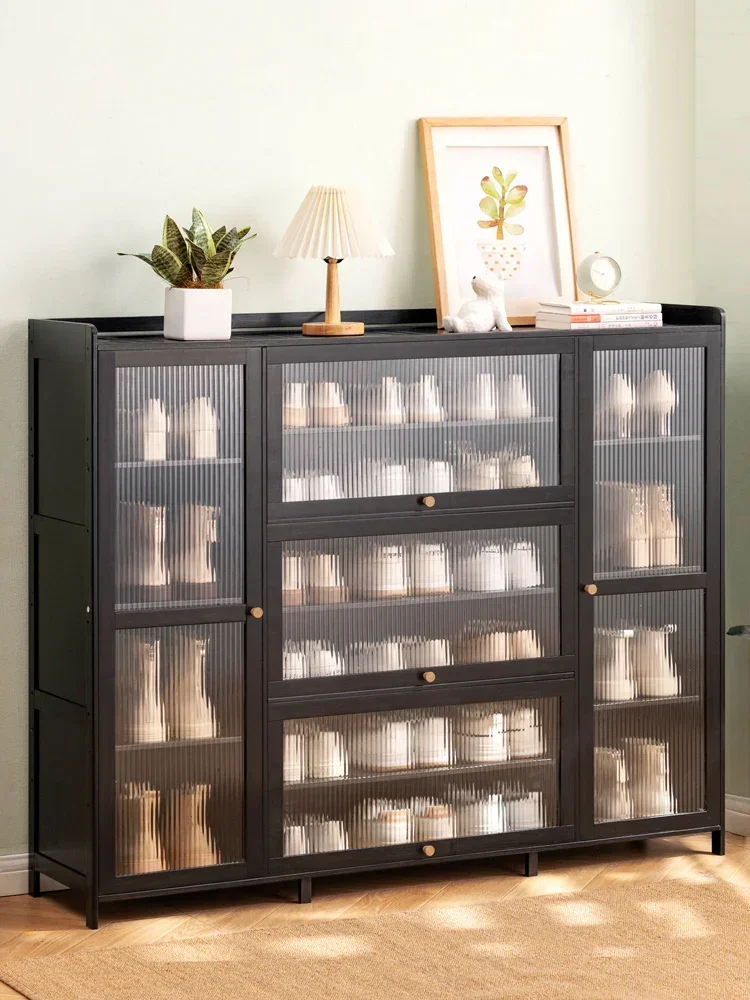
[538,301,662,315]
[536,312,662,325]
[536,318,663,330]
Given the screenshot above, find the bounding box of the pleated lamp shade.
[274,186,394,260]
[274,186,394,337]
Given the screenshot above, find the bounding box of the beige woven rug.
[2,879,749,1000]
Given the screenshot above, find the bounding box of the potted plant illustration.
[476,168,528,281]
[119,209,256,340]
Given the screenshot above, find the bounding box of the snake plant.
[477,168,528,239]
[118,208,256,288]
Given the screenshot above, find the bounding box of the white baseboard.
[0,855,67,898]
[726,794,750,838]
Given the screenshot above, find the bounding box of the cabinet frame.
[27,308,724,926]
[267,676,577,875]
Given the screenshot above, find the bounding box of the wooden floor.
[1,832,748,998]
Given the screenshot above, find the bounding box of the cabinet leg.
[28,868,41,898]
[524,851,539,878]
[712,829,725,857]
[86,893,99,930]
[298,876,312,904]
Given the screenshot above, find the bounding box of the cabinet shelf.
[116,457,242,469]
[594,435,701,447]
[594,566,702,581]
[283,416,554,435]
[284,587,555,616]
[284,755,556,792]
[115,735,242,752]
[594,694,701,711]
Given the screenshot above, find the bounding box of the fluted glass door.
[593,591,705,824]
[115,364,244,610]
[594,348,704,579]
[115,623,244,875]
[281,696,560,857]
[275,353,564,508]
[280,524,560,682]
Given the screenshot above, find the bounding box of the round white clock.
[577,252,622,300]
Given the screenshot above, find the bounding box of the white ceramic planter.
[477,239,528,278]
[164,288,232,341]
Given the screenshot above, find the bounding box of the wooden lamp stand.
[302,258,365,337]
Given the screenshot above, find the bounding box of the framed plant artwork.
[419,117,577,328]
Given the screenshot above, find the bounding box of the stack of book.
[535,302,662,330]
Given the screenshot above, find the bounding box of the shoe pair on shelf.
[597,369,678,439]
[594,625,681,703]
[126,396,219,461]
[598,482,682,570]
[595,739,674,822]
[119,502,220,588]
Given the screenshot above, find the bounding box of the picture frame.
[419,117,578,328]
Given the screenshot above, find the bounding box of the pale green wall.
[696,3,750,799]
[0,0,699,856]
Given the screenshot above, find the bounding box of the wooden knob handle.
[583,584,598,596]
[422,844,436,857]
[249,607,264,618]
[420,495,436,508]
[422,671,436,683]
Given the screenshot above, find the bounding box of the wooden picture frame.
[419,117,578,328]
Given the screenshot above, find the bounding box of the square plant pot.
[164,288,232,341]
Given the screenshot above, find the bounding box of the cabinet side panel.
[34,359,89,524]
[35,697,89,875]
[33,520,90,705]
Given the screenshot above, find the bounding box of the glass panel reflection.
[115,365,244,610]
[593,591,705,823]
[282,526,559,680]
[281,355,559,501]
[115,623,244,875]
[594,348,704,579]
[282,697,559,855]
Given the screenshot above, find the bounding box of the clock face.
[577,253,622,298]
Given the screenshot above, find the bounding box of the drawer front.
[267,678,576,873]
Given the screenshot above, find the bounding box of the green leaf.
[480,176,500,200]
[504,203,525,219]
[211,226,227,246]
[190,208,216,257]
[504,222,524,235]
[151,244,192,286]
[727,625,750,637]
[506,185,528,205]
[479,196,499,220]
[491,167,504,190]
[162,216,190,268]
[504,171,517,189]
[187,239,207,275]
[477,219,497,229]
[237,225,253,239]
[216,227,240,254]
[117,251,154,265]
[200,250,232,286]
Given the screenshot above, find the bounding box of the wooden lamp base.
[303,258,365,337]
[302,321,364,337]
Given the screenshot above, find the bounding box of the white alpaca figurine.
[443,273,512,334]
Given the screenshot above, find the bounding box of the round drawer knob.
[249,607,264,619]
[583,584,598,596]
[420,495,436,508]
[422,671,436,684]
[422,844,436,857]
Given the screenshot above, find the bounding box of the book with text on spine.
[536,312,662,325]
[535,317,663,330]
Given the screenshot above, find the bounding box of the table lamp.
[274,186,394,336]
